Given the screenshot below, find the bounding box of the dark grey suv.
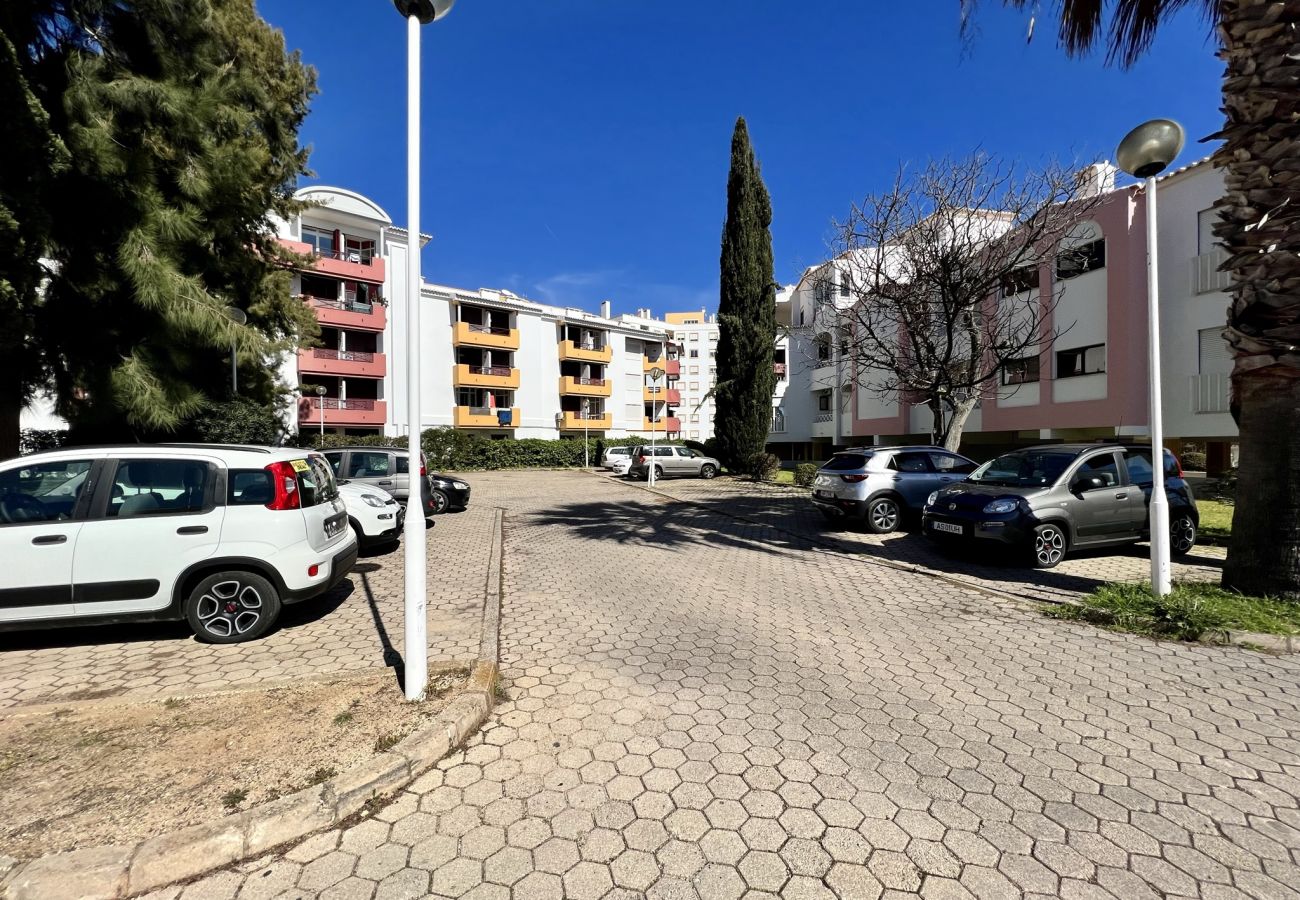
[922,444,1198,568]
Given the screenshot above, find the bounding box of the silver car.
[811,446,977,533]
[628,445,720,480]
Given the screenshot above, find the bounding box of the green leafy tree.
[713,117,777,473]
[192,397,286,446]
[960,0,1300,598]
[0,0,318,456]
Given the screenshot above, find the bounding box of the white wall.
[1158,164,1237,440]
[514,311,560,437]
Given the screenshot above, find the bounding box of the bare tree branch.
[809,152,1108,450]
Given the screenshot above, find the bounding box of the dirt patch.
[0,668,468,859]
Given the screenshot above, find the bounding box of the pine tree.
[0,0,318,453]
[713,117,777,474]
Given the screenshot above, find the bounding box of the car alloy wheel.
[1170,513,1197,556]
[430,489,449,515]
[1032,524,1067,568]
[653,465,664,480]
[700,464,717,479]
[866,497,900,534]
[196,580,263,638]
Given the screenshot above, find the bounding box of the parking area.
[0,507,493,710]
[621,472,1225,605]
[174,470,1300,900]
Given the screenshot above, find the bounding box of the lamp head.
[225,307,248,326]
[1116,119,1185,179]
[314,385,326,396]
[393,0,454,23]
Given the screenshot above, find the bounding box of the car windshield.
[821,453,871,471]
[968,450,1076,487]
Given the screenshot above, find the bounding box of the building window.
[1056,344,1106,378]
[771,409,786,433]
[301,225,334,256]
[1198,327,1230,374]
[1056,238,1105,279]
[1198,208,1220,255]
[689,349,699,358]
[1002,356,1040,385]
[816,335,832,363]
[688,366,699,375]
[689,333,698,341]
[689,382,699,391]
[839,274,851,297]
[999,266,1038,297]
[690,415,700,424]
[818,393,831,412]
[709,332,718,341]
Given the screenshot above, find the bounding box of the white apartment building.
[278,186,680,441]
[662,309,720,442]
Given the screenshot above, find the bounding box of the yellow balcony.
[454,321,520,350]
[643,417,682,433]
[454,406,519,428]
[643,386,682,404]
[559,411,613,430]
[643,357,681,376]
[559,375,613,398]
[558,340,613,363]
[454,363,520,389]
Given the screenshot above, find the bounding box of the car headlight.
[361,494,387,508]
[452,481,469,490]
[926,491,939,508]
[982,498,1018,515]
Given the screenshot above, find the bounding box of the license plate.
[815,490,834,499]
[931,521,964,535]
[324,513,346,538]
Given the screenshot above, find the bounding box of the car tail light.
[1172,453,1183,478]
[637,455,647,464]
[840,474,868,483]
[265,460,301,510]
[419,451,427,478]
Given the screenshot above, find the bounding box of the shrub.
[794,463,819,487]
[193,398,286,446]
[1179,450,1207,471]
[1045,581,1300,641]
[748,452,781,482]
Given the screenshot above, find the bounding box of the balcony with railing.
[453,363,520,389]
[454,320,520,350]
[559,410,613,430]
[559,375,612,397]
[454,406,519,428]
[642,417,682,434]
[298,347,385,378]
[279,238,386,284]
[643,356,682,376]
[642,386,681,404]
[1190,372,1231,414]
[770,409,786,434]
[299,294,386,331]
[298,397,386,427]
[811,410,835,438]
[773,362,787,381]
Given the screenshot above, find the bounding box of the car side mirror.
[1074,474,1106,492]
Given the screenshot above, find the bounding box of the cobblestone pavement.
[0,507,491,710]
[170,470,1300,900]
[624,474,1226,605]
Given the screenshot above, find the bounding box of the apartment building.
[771,160,1240,469]
[277,186,679,439]
[663,309,719,442]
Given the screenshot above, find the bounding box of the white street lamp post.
[394,0,454,702]
[315,384,326,438]
[649,365,664,486]
[583,398,589,469]
[225,307,246,395]
[1116,118,1185,599]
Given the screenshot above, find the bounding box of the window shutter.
[1198,328,1231,374]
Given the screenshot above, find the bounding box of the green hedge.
[300,428,664,471]
[794,463,819,487]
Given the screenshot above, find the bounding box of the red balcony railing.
[314,398,376,411]
[573,376,605,386]
[312,348,375,363]
[469,365,514,377]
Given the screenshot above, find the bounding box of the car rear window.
[821,453,870,471]
[228,469,273,506]
[396,456,410,475]
[297,455,339,508]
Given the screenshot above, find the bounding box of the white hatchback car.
[338,481,404,549]
[0,444,357,643]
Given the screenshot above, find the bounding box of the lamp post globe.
[1116,119,1185,179]
[393,0,454,23]
[1116,118,1185,599]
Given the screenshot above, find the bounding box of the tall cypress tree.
[713,117,777,473]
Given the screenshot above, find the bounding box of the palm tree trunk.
[1223,372,1300,597]
[1214,0,1300,598]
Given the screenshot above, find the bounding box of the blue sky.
[258,0,1223,317]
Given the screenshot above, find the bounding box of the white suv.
[0,444,357,643]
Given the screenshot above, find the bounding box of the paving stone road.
[0,507,490,710]
[167,470,1300,899]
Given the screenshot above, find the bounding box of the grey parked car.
[322,447,437,518]
[922,444,1198,568]
[628,445,720,480]
[811,446,978,533]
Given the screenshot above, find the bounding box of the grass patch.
[373,733,402,753]
[332,711,354,727]
[769,470,795,485]
[1046,581,1300,642]
[306,766,337,787]
[1197,499,1233,539]
[221,788,247,810]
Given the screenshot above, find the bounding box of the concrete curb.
[1,510,508,900]
[606,474,1295,654]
